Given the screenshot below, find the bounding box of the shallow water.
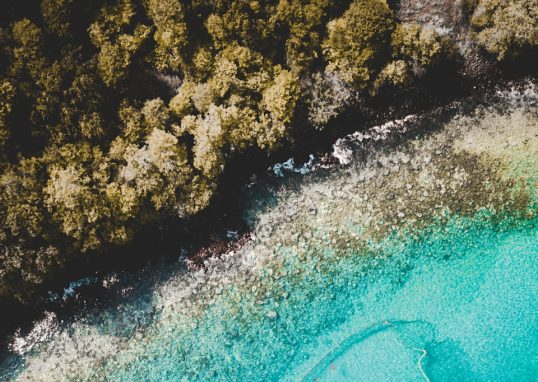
[2,82,538,381]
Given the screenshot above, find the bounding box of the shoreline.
[0,70,534,343]
[4,0,538,335]
[1,72,535,345]
[3,84,537,379]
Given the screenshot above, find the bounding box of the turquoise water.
[3,83,538,381]
[300,218,538,382]
[106,216,538,382]
[6,215,537,382]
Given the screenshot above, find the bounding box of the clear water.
[2,82,538,381]
[111,216,538,382]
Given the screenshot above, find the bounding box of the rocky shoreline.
[3,74,537,381]
[1,71,533,351]
[1,0,536,347]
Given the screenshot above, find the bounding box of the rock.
[266,311,278,319]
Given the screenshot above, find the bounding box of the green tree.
[40,0,74,37]
[0,80,14,155]
[471,0,538,60]
[96,24,151,86]
[372,60,410,94]
[204,0,275,52]
[258,68,300,149]
[391,23,454,71]
[89,0,151,86]
[9,19,45,79]
[272,0,347,71]
[322,0,395,90]
[1,0,518,305]
[43,143,130,251]
[0,158,48,242]
[59,71,107,143]
[144,0,189,72]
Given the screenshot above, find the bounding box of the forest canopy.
[470,0,538,60]
[0,0,534,303]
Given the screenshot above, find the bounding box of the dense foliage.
[0,0,531,303]
[470,0,538,60]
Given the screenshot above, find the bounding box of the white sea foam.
[332,115,417,164]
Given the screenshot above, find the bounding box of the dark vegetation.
[0,0,536,312]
